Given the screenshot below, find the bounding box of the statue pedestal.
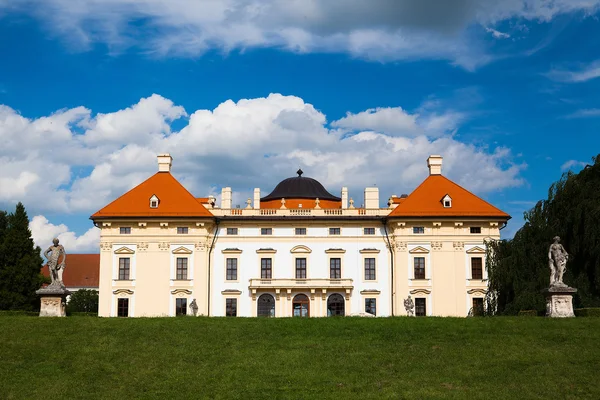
[36,285,71,317]
[543,285,577,318]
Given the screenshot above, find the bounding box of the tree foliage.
[486,155,600,314]
[0,203,44,310]
[67,289,99,313]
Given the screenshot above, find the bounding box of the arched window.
[257,294,275,317]
[327,294,345,317]
[292,294,310,317]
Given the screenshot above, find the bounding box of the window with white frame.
[261,258,272,279]
[176,258,188,280]
[177,227,188,234]
[226,227,238,235]
[365,298,376,316]
[226,299,237,317]
[117,298,129,317]
[295,258,307,279]
[226,258,238,280]
[261,227,273,235]
[295,227,307,235]
[330,258,341,279]
[471,257,483,280]
[150,194,159,208]
[175,298,187,316]
[414,257,425,279]
[470,226,482,234]
[120,227,131,235]
[364,258,376,280]
[118,258,130,280]
[364,227,375,235]
[415,298,426,316]
[329,227,341,235]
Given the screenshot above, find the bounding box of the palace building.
[91,154,510,318]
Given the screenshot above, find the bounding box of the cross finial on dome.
[297,168,303,177]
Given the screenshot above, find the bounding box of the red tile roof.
[388,175,510,219]
[91,172,213,219]
[42,254,100,289]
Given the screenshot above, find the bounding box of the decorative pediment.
[256,248,277,254]
[290,245,312,254]
[172,246,193,254]
[408,246,430,254]
[359,248,381,254]
[171,289,192,295]
[325,248,346,254]
[360,289,381,295]
[466,246,486,254]
[114,246,135,255]
[113,289,134,295]
[467,288,487,295]
[221,290,242,295]
[410,289,431,295]
[222,248,242,254]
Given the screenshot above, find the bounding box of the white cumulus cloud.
[30,215,100,253]
[0,93,525,217]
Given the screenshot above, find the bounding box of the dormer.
[442,194,452,208]
[150,194,159,209]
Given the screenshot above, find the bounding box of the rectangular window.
[120,227,131,235]
[177,227,189,234]
[470,226,482,234]
[414,257,426,279]
[226,299,237,317]
[364,227,375,235]
[117,298,129,317]
[295,227,307,235]
[175,298,187,316]
[261,258,272,279]
[118,258,130,280]
[329,227,341,235]
[365,298,376,316]
[330,258,341,279]
[176,258,188,280]
[295,258,307,279]
[413,226,425,234]
[415,298,426,316]
[364,258,376,280]
[472,298,484,316]
[226,258,238,280]
[261,227,273,235]
[471,257,483,280]
[226,228,238,235]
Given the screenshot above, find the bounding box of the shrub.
[518,310,538,317]
[67,289,98,313]
[575,308,600,317]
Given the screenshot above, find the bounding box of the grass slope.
[1,316,599,399]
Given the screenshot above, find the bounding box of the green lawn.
[1,316,599,399]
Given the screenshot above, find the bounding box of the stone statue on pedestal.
[404,295,414,316]
[44,238,67,288]
[544,236,577,318]
[548,236,568,287]
[36,238,71,317]
[190,299,199,317]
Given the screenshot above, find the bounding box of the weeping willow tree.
[485,154,600,315]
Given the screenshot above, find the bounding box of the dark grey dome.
[261,170,341,202]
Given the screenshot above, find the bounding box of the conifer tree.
[0,203,44,310]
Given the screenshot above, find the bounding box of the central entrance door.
[292,294,309,317]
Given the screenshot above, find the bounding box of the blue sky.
[1,1,599,252]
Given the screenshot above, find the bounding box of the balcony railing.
[212,208,388,217]
[248,278,353,289]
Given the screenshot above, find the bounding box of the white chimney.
[253,188,261,209]
[364,187,379,209]
[341,187,348,209]
[221,187,232,209]
[157,154,172,172]
[427,155,443,175]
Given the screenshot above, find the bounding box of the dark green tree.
[67,289,99,313]
[486,154,600,314]
[0,203,44,310]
